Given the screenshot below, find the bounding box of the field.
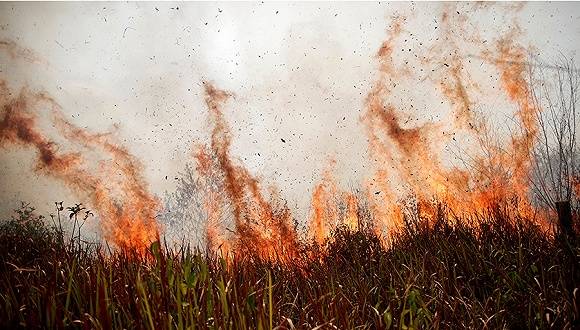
[1,2,580,330]
[1,203,578,329]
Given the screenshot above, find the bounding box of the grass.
[0,203,579,329]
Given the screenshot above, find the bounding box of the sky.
[0,2,579,232]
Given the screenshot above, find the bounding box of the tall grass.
[0,203,578,329]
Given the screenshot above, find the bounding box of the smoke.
[0,2,578,254]
[0,39,44,64]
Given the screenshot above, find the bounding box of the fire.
[298,5,559,247]
[0,81,160,252]
[0,3,573,260]
[307,162,366,244]
[308,163,339,245]
[195,83,301,261]
[193,144,234,255]
[348,6,549,239]
[343,194,359,232]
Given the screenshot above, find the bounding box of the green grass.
[0,203,578,329]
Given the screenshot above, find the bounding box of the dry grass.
[0,203,579,329]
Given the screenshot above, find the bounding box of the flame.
[1,3,571,260]
[308,162,339,245]
[196,83,300,261]
[343,193,359,232]
[357,7,550,239]
[194,144,232,255]
[0,81,160,252]
[307,161,366,244]
[309,11,517,243]
[425,5,484,132]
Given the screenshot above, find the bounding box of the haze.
[0,2,579,231]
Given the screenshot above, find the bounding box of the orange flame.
[343,193,359,232]
[308,163,339,245]
[358,9,549,239]
[1,4,568,259]
[196,83,300,261]
[0,81,160,252]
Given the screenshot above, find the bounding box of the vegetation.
[0,203,578,329]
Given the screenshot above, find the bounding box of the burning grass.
[1,3,579,328]
[0,203,578,329]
